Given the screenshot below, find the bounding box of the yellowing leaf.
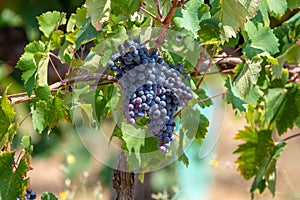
[0,87,17,149]
[234,127,274,180]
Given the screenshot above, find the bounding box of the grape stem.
[18,112,32,127]
[174,90,227,118]
[139,7,162,23]
[154,0,163,19]
[49,54,63,83]
[282,132,300,142]
[197,91,227,104]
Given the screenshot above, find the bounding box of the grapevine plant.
[0,0,300,199]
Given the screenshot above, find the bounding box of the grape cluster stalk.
[107,38,192,153]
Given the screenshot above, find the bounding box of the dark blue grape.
[30,192,37,199]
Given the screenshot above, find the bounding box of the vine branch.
[5,73,117,104]
[282,132,300,142]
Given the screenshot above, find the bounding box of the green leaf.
[225,77,248,112]
[182,108,209,142]
[67,7,87,32]
[193,88,213,108]
[114,123,167,172]
[77,103,96,127]
[41,192,58,200]
[234,127,274,180]
[0,152,30,199]
[234,57,262,96]
[196,114,210,141]
[287,0,300,10]
[37,11,66,38]
[254,0,270,26]
[111,0,139,15]
[250,141,287,196]
[262,85,300,135]
[31,87,70,133]
[173,0,210,38]
[244,85,264,105]
[277,44,300,67]
[86,0,110,29]
[243,21,279,58]
[265,0,287,18]
[122,124,146,157]
[75,17,98,50]
[182,108,200,139]
[31,100,47,133]
[199,18,223,43]
[177,129,189,167]
[21,135,34,154]
[268,56,281,79]
[34,52,49,87]
[0,87,17,149]
[16,41,47,96]
[213,0,259,38]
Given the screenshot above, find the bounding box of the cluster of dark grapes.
[17,189,37,200]
[107,38,192,153]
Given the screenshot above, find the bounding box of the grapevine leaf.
[31,86,71,133]
[117,123,167,172]
[225,77,247,112]
[243,21,279,58]
[297,117,300,128]
[262,85,300,135]
[31,100,48,133]
[244,85,264,105]
[213,0,259,38]
[21,135,34,154]
[254,0,270,26]
[122,124,146,157]
[173,0,209,38]
[177,129,189,167]
[41,192,58,200]
[182,108,200,140]
[234,127,274,180]
[83,51,102,72]
[37,11,66,38]
[75,17,98,50]
[287,0,300,10]
[199,18,223,44]
[111,0,139,15]
[16,41,47,96]
[0,152,30,199]
[195,88,213,108]
[268,56,281,79]
[234,57,262,96]
[0,88,17,149]
[48,96,70,126]
[277,44,300,67]
[196,114,210,141]
[265,0,287,18]
[67,7,87,32]
[86,0,110,29]
[182,108,209,142]
[95,85,115,121]
[76,103,97,127]
[35,52,49,87]
[250,141,287,196]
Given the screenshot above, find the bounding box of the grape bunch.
[107,38,193,153]
[17,189,37,200]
